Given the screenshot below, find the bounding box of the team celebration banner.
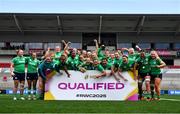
[44,70,138,101]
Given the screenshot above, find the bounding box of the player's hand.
[95,75,101,79]
[67,73,71,78]
[135,45,139,48]
[67,42,71,45]
[94,39,97,42]
[121,48,128,50]
[135,45,141,50]
[11,72,15,77]
[47,47,50,51]
[110,71,115,76]
[80,68,86,73]
[90,75,97,79]
[61,40,65,43]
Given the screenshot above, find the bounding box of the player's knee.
[14,84,18,88]
[145,82,150,87]
[155,82,160,86]
[145,78,150,83]
[14,87,18,90]
[155,84,159,89]
[14,82,18,86]
[155,81,159,86]
[20,83,24,89]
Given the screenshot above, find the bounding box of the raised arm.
[41,47,50,60]
[94,39,99,51]
[62,40,70,50]
[62,40,71,54]
[63,66,71,78]
[45,47,50,56]
[135,45,142,52]
[95,70,106,78]
[117,68,128,81]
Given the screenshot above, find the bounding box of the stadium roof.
[0,13,180,36]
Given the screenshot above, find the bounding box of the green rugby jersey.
[26,57,40,73]
[12,56,26,73]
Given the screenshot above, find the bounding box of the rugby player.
[10,49,26,100]
[92,59,106,78]
[53,40,70,64]
[54,54,71,78]
[38,55,55,100]
[135,50,151,100]
[26,52,40,100]
[94,39,105,60]
[149,51,166,100]
[118,55,136,81]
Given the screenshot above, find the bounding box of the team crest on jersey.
[123,66,127,69]
[18,60,25,63]
[29,62,36,66]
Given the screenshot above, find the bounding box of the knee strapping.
[145,78,150,82]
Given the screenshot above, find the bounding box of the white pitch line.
[161,98,180,102]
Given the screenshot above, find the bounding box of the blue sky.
[0,0,179,14]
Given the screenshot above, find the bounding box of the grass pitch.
[0,94,180,113]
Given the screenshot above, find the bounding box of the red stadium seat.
[0,63,11,68]
[2,75,7,82]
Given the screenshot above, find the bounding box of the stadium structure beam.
[98,16,103,44]
[13,14,24,34]
[135,16,145,35]
[0,30,177,33]
[56,16,63,35]
[174,22,180,36]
